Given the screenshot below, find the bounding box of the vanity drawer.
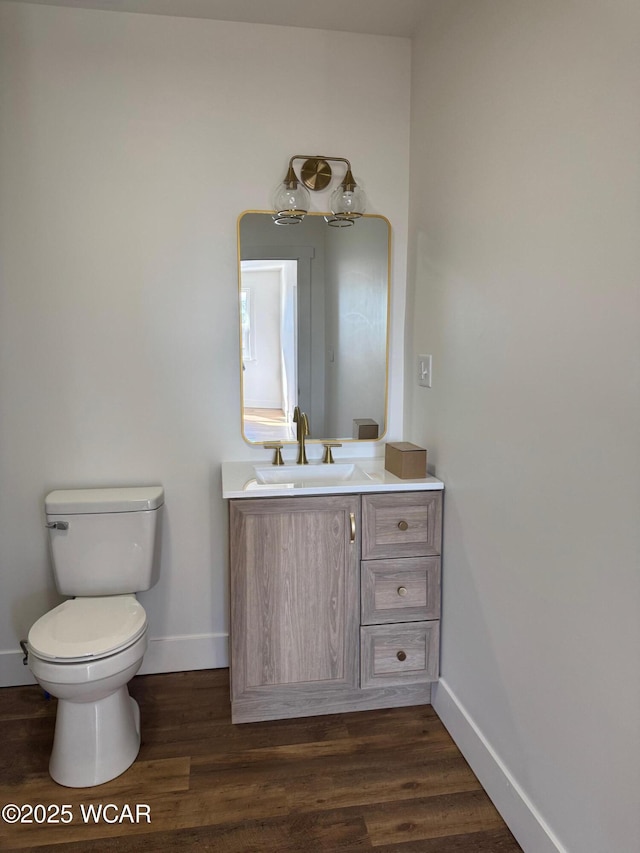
[360,622,439,688]
[361,557,440,625]
[362,492,442,559]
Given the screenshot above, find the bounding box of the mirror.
[238,212,390,444]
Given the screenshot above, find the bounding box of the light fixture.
[273,155,367,226]
[272,163,310,225]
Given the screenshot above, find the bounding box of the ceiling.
[2,0,435,37]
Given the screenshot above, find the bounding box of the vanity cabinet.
[229,490,442,723]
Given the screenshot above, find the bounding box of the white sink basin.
[254,462,369,486]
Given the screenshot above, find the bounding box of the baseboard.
[432,678,568,853]
[138,632,229,675]
[0,649,37,686]
[0,633,229,688]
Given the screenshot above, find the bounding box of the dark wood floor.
[0,669,523,851]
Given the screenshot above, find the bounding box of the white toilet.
[27,486,164,788]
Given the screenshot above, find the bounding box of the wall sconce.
[273,155,367,227]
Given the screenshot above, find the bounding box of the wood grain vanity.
[224,465,443,723]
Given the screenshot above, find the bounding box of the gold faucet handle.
[263,443,284,465]
[322,442,342,464]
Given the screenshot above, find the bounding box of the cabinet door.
[230,495,360,709]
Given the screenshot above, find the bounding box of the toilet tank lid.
[45,486,164,515]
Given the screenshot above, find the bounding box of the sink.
[253,463,370,486]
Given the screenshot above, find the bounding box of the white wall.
[0,1,411,684]
[407,2,640,852]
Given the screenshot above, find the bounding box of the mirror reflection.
[238,212,390,444]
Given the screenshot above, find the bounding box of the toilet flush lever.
[45,521,69,530]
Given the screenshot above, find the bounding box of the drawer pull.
[397,586,408,597]
[397,520,409,531]
[349,512,356,543]
[396,650,407,662]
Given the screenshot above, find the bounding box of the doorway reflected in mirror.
[241,258,298,442]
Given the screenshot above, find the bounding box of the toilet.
[27,486,164,788]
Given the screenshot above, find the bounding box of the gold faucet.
[293,406,309,464]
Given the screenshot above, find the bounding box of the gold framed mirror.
[237,211,390,444]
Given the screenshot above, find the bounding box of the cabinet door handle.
[397,586,408,597]
[349,512,356,543]
[396,650,407,662]
[397,520,409,531]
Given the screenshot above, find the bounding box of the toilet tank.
[44,486,164,596]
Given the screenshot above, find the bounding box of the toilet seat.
[28,595,147,663]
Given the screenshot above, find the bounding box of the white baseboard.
[432,679,567,853]
[0,633,229,688]
[138,632,229,675]
[0,649,37,686]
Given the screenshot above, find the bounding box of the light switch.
[417,354,432,388]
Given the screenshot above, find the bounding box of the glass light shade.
[324,214,354,228]
[330,182,366,220]
[272,179,310,225]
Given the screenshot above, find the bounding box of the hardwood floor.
[0,669,523,851]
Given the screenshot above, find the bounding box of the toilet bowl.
[28,486,164,788]
[28,595,149,788]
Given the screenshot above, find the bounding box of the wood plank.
[0,777,288,849]
[283,754,481,813]
[371,827,524,853]
[0,758,192,850]
[190,712,458,776]
[364,789,510,846]
[26,810,371,853]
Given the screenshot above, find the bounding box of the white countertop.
[222,457,444,499]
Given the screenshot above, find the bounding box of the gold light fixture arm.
[288,155,353,192]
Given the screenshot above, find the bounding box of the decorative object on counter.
[273,154,367,227]
[353,418,379,440]
[385,441,427,479]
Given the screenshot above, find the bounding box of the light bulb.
[330,170,366,221]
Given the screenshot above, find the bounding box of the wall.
[407,1,640,852]
[0,1,411,684]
